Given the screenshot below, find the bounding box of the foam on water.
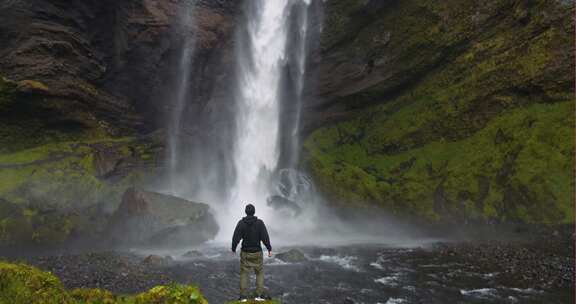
[385,299,408,304]
[460,288,498,298]
[370,262,385,270]
[318,255,360,271]
[374,274,401,286]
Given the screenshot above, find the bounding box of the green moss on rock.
[306,100,574,224]
[306,0,574,224]
[0,261,208,304]
[0,261,74,303]
[0,136,162,246]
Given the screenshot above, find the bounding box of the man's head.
[245,204,255,216]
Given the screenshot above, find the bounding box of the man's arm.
[231,221,243,252]
[260,221,272,254]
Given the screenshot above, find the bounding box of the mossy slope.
[304,0,574,224]
[0,136,162,246]
[0,261,208,304]
[0,73,163,246]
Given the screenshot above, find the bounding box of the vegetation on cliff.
[0,77,163,245]
[304,0,574,223]
[0,135,162,246]
[0,76,120,154]
[0,261,208,304]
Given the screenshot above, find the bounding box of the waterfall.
[215,0,317,241]
[167,0,196,195]
[162,0,320,243]
[288,0,311,169]
[231,0,291,211]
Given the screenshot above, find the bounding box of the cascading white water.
[229,0,291,224]
[167,0,196,195]
[160,0,414,249]
[289,0,311,168]
[215,0,315,241]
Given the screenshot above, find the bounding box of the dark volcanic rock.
[266,195,302,216]
[0,0,238,135]
[309,247,338,257]
[302,0,575,223]
[275,249,307,263]
[141,254,174,267]
[107,187,219,248]
[430,237,575,290]
[0,0,236,248]
[26,252,173,294]
[182,250,205,259]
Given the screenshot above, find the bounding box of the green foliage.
[132,285,208,304]
[0,261,74,304]
[0,261,208,304]
[70,288,117,304]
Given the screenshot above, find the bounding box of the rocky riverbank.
[428,239,574,290]
[2,235,572,303]
[0,259,208,304]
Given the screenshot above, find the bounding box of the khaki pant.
[240,251,264,296]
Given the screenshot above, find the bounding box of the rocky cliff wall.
[303,0,574,224]
[0,0,237,246]
[0,0,573,248]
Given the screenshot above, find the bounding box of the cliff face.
[0,0,573,246]
[303,0,575,224]
[0,0,237,246]
[0,0,236,149]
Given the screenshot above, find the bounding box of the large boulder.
[107,188,218,248]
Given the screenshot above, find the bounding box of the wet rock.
[0,0,239,138]
[182,250,204,259]
[16,80,51,95]
[266,195,302,216]
[432,239,574,290]
[22,252,173,294]
[106,188,219,248]
[141,255,173,267]
[310,247,338,257]
[92,148,124,179]
[275,249,307,263]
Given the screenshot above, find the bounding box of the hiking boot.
[255,294,271,301]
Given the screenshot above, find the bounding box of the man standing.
[232,204,272,302]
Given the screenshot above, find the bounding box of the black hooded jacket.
[231,215,272,253]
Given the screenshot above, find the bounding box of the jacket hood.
[242,215,258,225]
